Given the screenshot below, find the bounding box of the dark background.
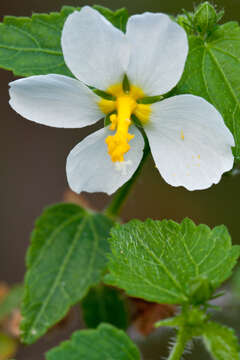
[0,0,240,359]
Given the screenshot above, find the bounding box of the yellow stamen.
[109,114,117,131]
[105,96,136,162]
[99,83,152,163]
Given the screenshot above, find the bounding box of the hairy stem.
[168,329,189,360]
[105,131,150,218]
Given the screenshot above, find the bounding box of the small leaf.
[202,321,240,360]
[21,203,114,344]
[46,323,140,360]
[156,307,207,335]
[0,6,129,77]
[0,333,17,360]
[187,276,214,305]
[137,95,163,104]
[155,316,182,329]
[93,89,116,101]
[105,218,240,304]
[81,285,128,330]
[122,74,130,93]
[175,21,240,161]
[0,284,23,322]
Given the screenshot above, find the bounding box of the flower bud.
[193,2,218,35]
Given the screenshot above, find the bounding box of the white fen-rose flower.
[9,6,234,194]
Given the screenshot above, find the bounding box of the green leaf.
[46,323,140,360]
[105,218,240,304]
[0,6,128,77]
[0,284,23,322]
[175,21,240,161]
[21,203,114,344]
[232,266,240,298]
[93,6,129,33]
[0,7,77,77]
[202,321,240,360]
[137,95,163,104]
[0,333,17,360]
[81,285,128,330]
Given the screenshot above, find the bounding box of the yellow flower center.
[99,83,151,163]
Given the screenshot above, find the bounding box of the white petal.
[61,7,129,90]
[9,74,102,128]
[126,13,188,96]
[66,126,144,195]
[145,95,234,190]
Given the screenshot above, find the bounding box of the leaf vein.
[27,216,88,334]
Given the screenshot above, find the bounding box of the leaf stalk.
[168,329,189,360]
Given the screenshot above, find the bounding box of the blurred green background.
[0,0,240,359]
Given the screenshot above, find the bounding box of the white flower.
[9,6,234,195]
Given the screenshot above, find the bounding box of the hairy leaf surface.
[175,22,240,160]
[0,6,128,77]
[203,321,240,360]
[21,203,114,344]
[105,218,240,304]
[46,323,140,360]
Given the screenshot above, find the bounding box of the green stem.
[105,132,150,218]
[168,329,189,360]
